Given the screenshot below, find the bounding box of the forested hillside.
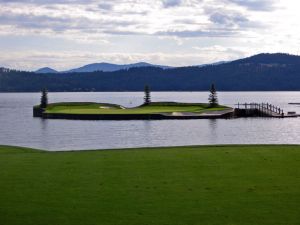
[1,53,300,92]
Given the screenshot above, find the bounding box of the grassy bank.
[1,145,300,225]
[44,102,229,114]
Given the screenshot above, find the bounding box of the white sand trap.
[172,112,184,116]
[100,106,126,109]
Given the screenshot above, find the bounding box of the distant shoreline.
[1,90,300,93]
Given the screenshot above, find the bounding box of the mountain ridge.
[2,53,299,92]
[35,67,58,74]
[35,62,172,73]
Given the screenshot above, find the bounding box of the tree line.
[40,84,219,108]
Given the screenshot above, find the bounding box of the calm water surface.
[0,92,299,151]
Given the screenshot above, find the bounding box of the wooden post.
[260,103,262,116]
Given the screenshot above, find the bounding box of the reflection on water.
[208,119,218,143]
[40,118,48,130]
[0,92,299,151]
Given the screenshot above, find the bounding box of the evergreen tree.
[40,88,48,109]
[144,85,151,105]
[208,83,218,107]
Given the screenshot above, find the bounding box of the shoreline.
[2,90,300,93]
[2,144,300,153]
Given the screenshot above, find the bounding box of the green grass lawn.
[44,102,229,115]
[1,145,300,225]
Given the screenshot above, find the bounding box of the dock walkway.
[235,103,299,118]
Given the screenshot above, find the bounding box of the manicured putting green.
[44,102,229,114]
[1,145,300,225]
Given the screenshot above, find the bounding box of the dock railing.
[235,103,284,118]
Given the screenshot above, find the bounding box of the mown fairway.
[1,145,300,225]
[44,102,228,114]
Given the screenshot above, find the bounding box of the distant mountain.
[64,62,171,73]
[197,61,228,67]
[2,53,300,92]
[35,67,58,74]
[231,53,300,65]
[34,62,171,74]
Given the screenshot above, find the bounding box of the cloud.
[209,12,248,26]
[0,13,90,32]
[162,0,182,8]
[208,10,262,29]
[156,29,237,38]
[226,0,277,11]
[0,9,139,35]
[204,5,265,31]
[0,0,96,4]
[0,0,291,70]
[0,0,273,40]
[98,3,113,11]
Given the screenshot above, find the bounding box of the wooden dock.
[235,103,299,118]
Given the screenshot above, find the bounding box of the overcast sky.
[0,0,299,71]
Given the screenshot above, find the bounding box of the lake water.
[0,92,299,151]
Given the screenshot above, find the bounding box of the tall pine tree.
[144,85,151,105]
[40,88,48,109]
[208,84,218,107]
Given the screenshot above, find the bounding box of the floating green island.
[34,102,234,120]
